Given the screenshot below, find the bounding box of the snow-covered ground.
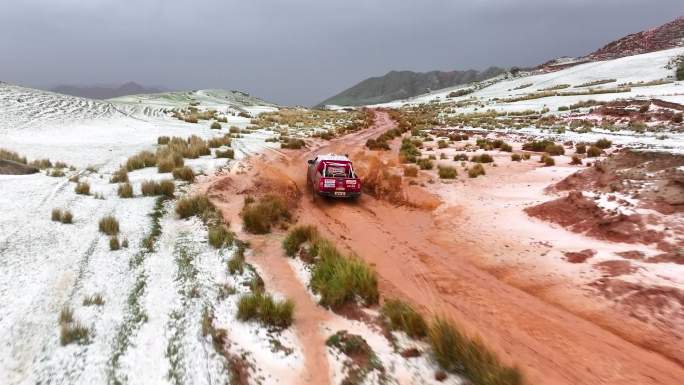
[376,47,684,109]
[0,85,294,385]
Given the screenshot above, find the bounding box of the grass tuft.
[141,180,175,197]
[381,299,427,338]
[283,225,318,256]
[208,225,234,248]
[110,236,120,251]
[240,195,290,234]
[172,166,195,182]
[428,316,524,385]
[83,294,105,306]
[438,165,457,179]
[118,183,134,198]
[75,182,90,195]
[99,215,120,235]
[236,291,294,329]
[468,164,486,178]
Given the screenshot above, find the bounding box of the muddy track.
[207,111,684,385]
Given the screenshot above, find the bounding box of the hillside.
[589,16,684,60]
[317,67,505,107]
[51,81,163,99]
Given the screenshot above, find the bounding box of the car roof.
[317,154,350,162]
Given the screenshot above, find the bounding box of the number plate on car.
[334,191,346,196]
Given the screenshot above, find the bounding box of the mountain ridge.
[316,67,506,107]
[50,81,164,100]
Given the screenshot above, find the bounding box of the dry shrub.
[215,149,234,159]
[109,236,120,251]
[210,121,222,130]
[141,180,175,197]
[241,195,290,234]
[99,215,119,235]
[0,148,27,164]
[52,208,62,222]
[157,136,170,145]
[468,164,486,178]
[172,166,195,182]
[587,146,602,157]
[126,151,157,171]
[111,168,129,183]
[470,154,493,163]
[175,195,215,220]
[208,225,234,248]
[511,153,522,162]
[438,165,457,179]
[61,210,73,224]
[540,154,555,166]
[570,155,582,165]
[75,182,90,195]
[403,165,418,177]
[117,183,134,198]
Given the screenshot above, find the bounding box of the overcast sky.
[1,0,682,106]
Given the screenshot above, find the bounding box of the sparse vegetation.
[208,225,234,248]
[111,167,129,183]
[75,182,90,195]
[594,138,612,149]
[240,195,290,234]
[52,208,63,222]
[125,150,157,171]
[417,158,433,170]
[175,195,214,220]
[428,316,523,385]
[0,148,27,164]
[453,153,468,162]
[99,215,120,235]
[58,306,89,346]
[575,142,587,154]
[110,236,121,250]
[284,225,378,308]
[468,164,486,178]
[403,165,418,177]
[157,136,170,145]
[172,166,195,182]
[117,183,134,198]
[381,299,427,338]
[61,210,73,224]
[141,180,175,197]
[470,154,493,163]
[571,155,582,165]
[210,121,222,130]
[511,153,522,162]
[236,291,295,329]
[83,294,105,306]
[540,154,555,166]
[587,145,602,157]
[575,79,616,88]
[438,165,457,179]
[215,149,234,159]
[281,138,306,149]
[49,169,65,177]
[677,59,684,81]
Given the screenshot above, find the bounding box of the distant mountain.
[317,67,506,107]
[589,16,684,61]
[50,82,164,100]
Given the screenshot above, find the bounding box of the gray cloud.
[1,0,682,105]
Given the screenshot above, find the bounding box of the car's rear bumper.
[317,190,361,198]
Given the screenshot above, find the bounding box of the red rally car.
[307,154,361,199]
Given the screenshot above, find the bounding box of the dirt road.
[208,111,684,385]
